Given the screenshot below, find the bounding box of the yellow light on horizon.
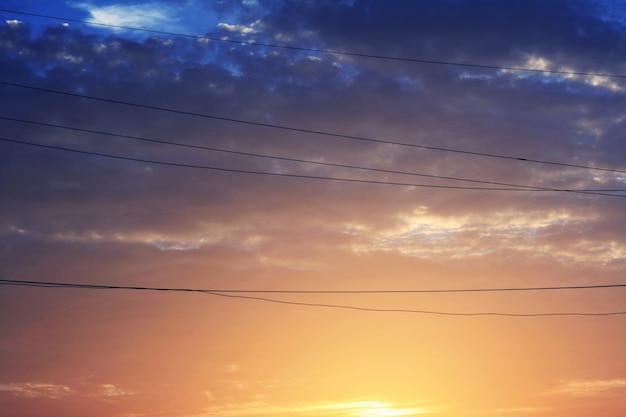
[349,401,434,417]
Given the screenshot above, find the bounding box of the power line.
[1,280,624,317]
[2,279,625,293]
[0,116,545,191]
[0,136,567,192]
[2,81,625,176]
[202,292,626,317]
[2,136,624,197]
[2,8,625,80]
[3,116,624,194]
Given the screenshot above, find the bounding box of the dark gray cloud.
[257,0,626,70]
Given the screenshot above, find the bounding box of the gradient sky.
[1,1,625,417]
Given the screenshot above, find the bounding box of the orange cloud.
[0,382,74,399]
[547,378,626,396]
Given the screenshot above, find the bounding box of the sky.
[0,1,625,416]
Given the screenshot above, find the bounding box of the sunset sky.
[1,1,625,416]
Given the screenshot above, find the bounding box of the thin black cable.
[4,116,624,193]
[2,136,624,197]
[2,8,625,80]
[202,292,626,317]
[0,116,544,190]
[1,279,625,293]
[0,136,554,191]
[2,81,624,175]
[1,280,624,317]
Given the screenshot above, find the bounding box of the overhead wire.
[2,81,625,176]
[1,8,625,79]
[203,291,626,317]
[2,279,625,293]
[3,116,624,194]
[1,279,625,317]
[2,136,624,197]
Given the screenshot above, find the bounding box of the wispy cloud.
[5,225,222,251]
[0,382,74,399]
[477,407,551,414]
[5,19,23,27]
[503,54,625,92]
[0,381,137,400]
[217,22,258,36]
[99,383,137,398]
[346,207,625,264]
[70,2,184,31]
[547,378,626,396]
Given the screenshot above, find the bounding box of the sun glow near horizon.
[198,399,447,417]
[349,400,445,416]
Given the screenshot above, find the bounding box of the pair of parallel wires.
[1,279,625,317]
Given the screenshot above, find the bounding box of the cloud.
[217,22,257,35]
[0,382,74,399]
[70,2,183,31]
[346,207,626,264]
[99,383,137,397]
[5,19,23,27]
[547,378,626,396]
[0,381,137,401]
[4,225,222,251]
[477,407,551,414]
[502,54,625,92]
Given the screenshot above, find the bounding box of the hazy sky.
[1,1,625,417]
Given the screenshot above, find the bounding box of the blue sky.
[3,1,266,38]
